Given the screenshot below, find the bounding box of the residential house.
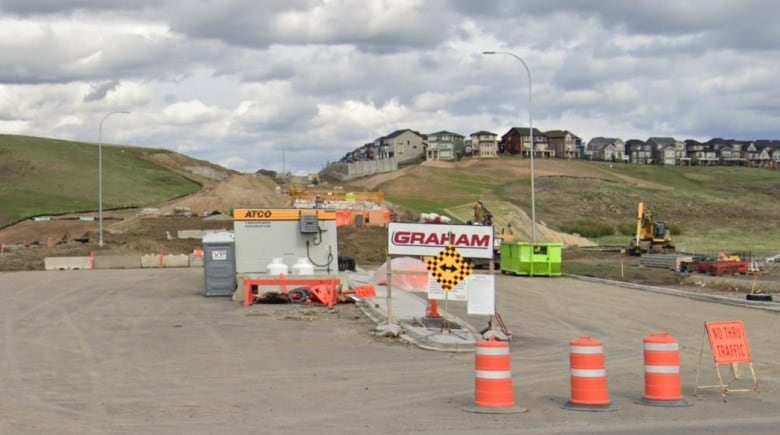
[377,129,425,163]
[545,130,581,159]
[686,140,718,165]
[586,137,625,162]
[754,140,780,167]
[625,139,652,164]
[647,137,684,166]
[500,127,551,158]
[706,138,745,166]
[469,131,498,158]
[426,130,463,161]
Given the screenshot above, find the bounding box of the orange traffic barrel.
[463,340,527,414]
[563,336,618,411]
[639,332,691,407]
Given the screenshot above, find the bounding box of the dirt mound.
[443,200,595,247]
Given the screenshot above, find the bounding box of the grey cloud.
[84,80,119,101]
[0,0,157,15]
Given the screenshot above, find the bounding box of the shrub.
[668,223,683,236]
[617,222,635,236]
[559,220,615,238]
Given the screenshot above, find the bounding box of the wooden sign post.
[695,320,759,401]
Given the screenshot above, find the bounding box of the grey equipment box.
[202,232,236,297]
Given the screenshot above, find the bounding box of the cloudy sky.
[1,1,779,174]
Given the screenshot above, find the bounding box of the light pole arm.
[98,111,129,248]
[483,50,536,244]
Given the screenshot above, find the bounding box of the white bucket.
[292,258,314,276]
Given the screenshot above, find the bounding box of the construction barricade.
[639,332,691,407]
[464,340,527,414]
[563,336,617,411]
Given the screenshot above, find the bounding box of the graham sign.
[388,223,493,258]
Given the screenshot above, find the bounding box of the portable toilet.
[202,232,236,296]
[500,242,562,277]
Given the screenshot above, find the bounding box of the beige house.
[545,130,581,159]
[376,129,425,163]
[469,131,498,158]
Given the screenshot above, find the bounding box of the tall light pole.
[98,111,129,247]
[483,50,536,244]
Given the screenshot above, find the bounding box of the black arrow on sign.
[440,264,458,272]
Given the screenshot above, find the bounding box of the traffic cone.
[463,340,527,414]
[563,336,618,411]
[639,332,691,407]
[425,299,440,318]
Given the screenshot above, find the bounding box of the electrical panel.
[299,214,320,233]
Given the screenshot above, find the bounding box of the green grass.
[377,159,780,254]
[0,135,202,227]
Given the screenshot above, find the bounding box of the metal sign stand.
[694,326,759,402]
[372,253,401,337]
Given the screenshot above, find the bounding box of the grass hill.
[0,134,208,228]
[343,158,780,255]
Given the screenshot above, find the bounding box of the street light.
[483,50,536,244]
[98,111,129,247]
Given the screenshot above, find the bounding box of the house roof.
[545,130,581,140]
[587,137,622,150]
[470,130,497,137]
[427,130,464,138]
[504,127,544,138]
[383,128,424,139]
[647,137,677,146]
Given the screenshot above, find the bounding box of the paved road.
[1,269,778,434]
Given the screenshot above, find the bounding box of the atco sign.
[388,223,494,259]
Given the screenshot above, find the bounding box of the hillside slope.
[0,134,212,228]
[343,157,780,253]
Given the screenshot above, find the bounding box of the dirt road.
[1,269,778,434]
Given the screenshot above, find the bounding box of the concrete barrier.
[164,254,190,268]
[94,255,143,269]
[44,257,92,271]
[189,254,204,267]
[141,254,162,268]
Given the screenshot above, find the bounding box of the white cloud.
[0,0,779,172]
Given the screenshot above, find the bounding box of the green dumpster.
[499,242,562,277]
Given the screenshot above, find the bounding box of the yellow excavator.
[627,202,675,255]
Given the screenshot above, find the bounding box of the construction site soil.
[1,168,778,300]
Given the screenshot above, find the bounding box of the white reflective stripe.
[644,343,679,352]
[645,365,679,374]
[570,345,603,354]
[476,370,513,380]
[570,368,606,378]
[477,347,510,356]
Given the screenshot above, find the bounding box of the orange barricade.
[563,336,617,411]
[640,332,691,407]
[464,340,526,414]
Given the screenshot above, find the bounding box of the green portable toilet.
[499,242,562,277]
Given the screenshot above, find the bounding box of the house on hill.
[545,130,581,159]
[647,137,685,165]
[625,139,652,164]
[500,127,550,158]
[426,131,463,160]
[587,137,625,162]
[469,131,498,158]
[376,129,425,163]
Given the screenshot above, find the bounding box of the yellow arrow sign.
[426,245,473,291]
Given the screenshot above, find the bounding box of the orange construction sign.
[705,320,752,364]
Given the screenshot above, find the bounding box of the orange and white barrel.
[639,332,690,407]
[463,340,526,414]
[563,336,617,411]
